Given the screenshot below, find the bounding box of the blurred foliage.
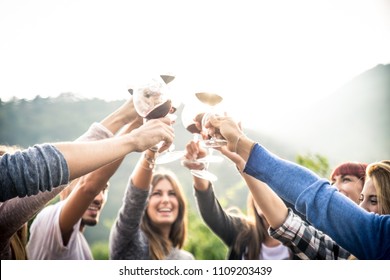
[296,153,330,178]
[184,209,228,260]
[0,94,122,146]
[90,242,110,260]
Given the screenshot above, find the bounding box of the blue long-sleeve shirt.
[0,144,69,202]
[244,143,390,260]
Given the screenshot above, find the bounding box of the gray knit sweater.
[0,144,69,202]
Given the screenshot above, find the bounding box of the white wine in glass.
[195,92,228,148]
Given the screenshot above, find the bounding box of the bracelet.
[148,145,159,153]
[144,153,156,169]
[234,134,244,154]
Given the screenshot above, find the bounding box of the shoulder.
[167,248,195,260]
[31,201,64,228]
[177,249,195,260]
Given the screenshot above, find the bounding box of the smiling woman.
[146,174,181,229]
[109,149,194,260]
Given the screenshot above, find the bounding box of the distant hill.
[274,64,390,166]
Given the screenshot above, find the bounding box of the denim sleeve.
[0,144,69,202]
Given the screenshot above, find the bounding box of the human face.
[82,185,109,227]
[332,174,364,204]
[359,178,380,213]
[147,178,179,230]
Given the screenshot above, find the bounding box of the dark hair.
[231,193,268,259]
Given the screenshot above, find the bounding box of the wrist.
[236,136,255,161]
[148,145,159,153]
[117,97,138,125]
[234,134,245,154]
[143,150,156,170]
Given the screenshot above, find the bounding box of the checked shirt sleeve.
[269,209,351,260]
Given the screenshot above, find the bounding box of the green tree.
[91,242,110,260]
[184,209,228,260]
[296,153,330,178]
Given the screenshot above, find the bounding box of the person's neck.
[160,225,171,239]
[79,222,85,233]
[263,235,281,247]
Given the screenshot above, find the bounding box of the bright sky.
[1,0,389,130]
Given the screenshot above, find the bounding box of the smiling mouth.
[158,207,172,214]
[87,205,101,212]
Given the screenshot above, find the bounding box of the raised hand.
[182,140,207,170]
[205,115,243,152]
[206,115,255,162]
[128,117,174,153]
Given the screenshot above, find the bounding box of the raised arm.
[58,101,143,244]
[182,140,242,245]
[55,116,173,179]
[217,146,288,229]
[208,115,390,260]
[0,116,173,202]
[108,150,156,260]
[219,146,353,260]
[0,186,66,250]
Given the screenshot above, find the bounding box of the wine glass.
[130,75,183,163]
[131,75,172,120]
[180,99,224,182]
[195,92,228,148]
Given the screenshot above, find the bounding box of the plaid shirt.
[269,209,352,260]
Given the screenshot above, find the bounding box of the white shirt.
[26,200,93,260]
[259,243,290,260]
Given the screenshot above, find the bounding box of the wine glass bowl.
[194,92,228,148]
[184,112,204,134]
[130,74,184,165]
[200,111,228,148]
[195,92,223,106]
[160,74,175,84]
[132,77,171,120]
[180,97,225,182]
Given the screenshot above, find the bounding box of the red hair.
[331,162,368,183]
